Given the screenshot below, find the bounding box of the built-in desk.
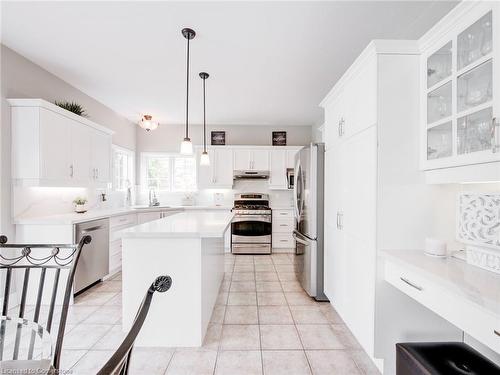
[381,250,500,354]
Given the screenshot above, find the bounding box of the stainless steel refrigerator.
[292,143,328,301]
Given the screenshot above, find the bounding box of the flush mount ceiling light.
[180,27,196,155]
[139,114,158,131]
[199,72,210,166]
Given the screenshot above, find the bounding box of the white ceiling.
[1,1,457,127]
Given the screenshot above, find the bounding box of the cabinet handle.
[280,224,288,227]
[492,117,499,153]
[70,165,74,178]
[96,169,99,179]
[338,118,345,137]
[400,277,423,291]
[337,212,343,230]
[494,330,500,337]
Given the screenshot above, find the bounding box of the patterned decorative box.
[457,193,500,274]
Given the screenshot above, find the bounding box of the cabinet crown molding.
[319,40,419,108]
[7,98,114,135]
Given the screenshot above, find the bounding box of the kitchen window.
[112,145,135,191]
[141,153,197,192]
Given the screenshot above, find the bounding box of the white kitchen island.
[120,210,233,347]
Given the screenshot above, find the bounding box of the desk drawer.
[110,214,137,229]
[272,234,295,248]
[273,218,294,233]
[272,210,293,219]
[385,260,500,353]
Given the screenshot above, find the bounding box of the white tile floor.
[17,252,381,374]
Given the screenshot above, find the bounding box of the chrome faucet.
[149,189,160,207]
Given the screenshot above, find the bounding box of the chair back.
[97,275,172,375]
[0,235,91,370]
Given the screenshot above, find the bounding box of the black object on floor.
[396,342,500,374]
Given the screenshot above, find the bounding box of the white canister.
[424,238,447,257]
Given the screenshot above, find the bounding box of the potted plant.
[73,197,88,213]
[54,100,87,117]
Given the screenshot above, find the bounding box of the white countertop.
[381,249,500,315]
[14,205,232,225]
[120,211,234,239]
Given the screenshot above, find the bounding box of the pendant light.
[139,115,158,131]
[180,28,196,155]
[199,72,210,166]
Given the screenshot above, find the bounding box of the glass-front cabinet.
[421,3,499,171]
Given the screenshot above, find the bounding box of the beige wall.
[136,123,312,153]
[0,45,136,238]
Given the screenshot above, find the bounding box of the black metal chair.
[97,275,172,375]
[0,234,91,372]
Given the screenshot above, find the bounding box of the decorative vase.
[75,204,87,213]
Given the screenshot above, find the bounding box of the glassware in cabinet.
[427,81,452,124]
[457,11,493,70]
[457,59,493,112]
[427,42,452,88]
[427,122,453,160]
[457,107,493,155]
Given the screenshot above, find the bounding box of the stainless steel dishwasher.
[74,218,109,294]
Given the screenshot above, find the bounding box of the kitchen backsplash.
[136,179,294,208]
[13,179,293,219]
[457,192,500,250]
[12,186,127,219]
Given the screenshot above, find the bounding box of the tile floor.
[14,252,381,374]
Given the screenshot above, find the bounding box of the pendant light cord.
[203,77,207,152]
[185,36,190,139]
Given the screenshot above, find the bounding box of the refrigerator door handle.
[293,230,310,246]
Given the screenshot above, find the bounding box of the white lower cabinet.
[136,212,162,224]
[272,209,295,249]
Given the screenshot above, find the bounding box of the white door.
[252,150,269,170]
[39,109,72,180]
[70,122,91,183]
[214,148,234,186]
[341,126,377,355]
[92,131,111,183]
[233,149,252,170]
[269,150,286,188]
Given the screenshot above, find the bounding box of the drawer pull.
[400,277,423,291]
[494,330,500,337]
[280,240,288,242]
[280,224,288,227]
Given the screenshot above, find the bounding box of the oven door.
[231,215,272,244]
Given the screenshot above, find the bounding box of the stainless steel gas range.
[231,193,272,254]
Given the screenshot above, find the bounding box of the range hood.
[233,170,270,179]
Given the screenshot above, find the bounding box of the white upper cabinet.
[252,150,269,170]
[233,149,269,170]
[269,150,287,189]
[233,149,252,170]
[91,131,112,183]
[9,99,114,187]
[71,121,92,182]
[213,148,234,187]
[420,2,500,180]
[197,147,234,189]
[286,149,298,169]
[38,108,72,180]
